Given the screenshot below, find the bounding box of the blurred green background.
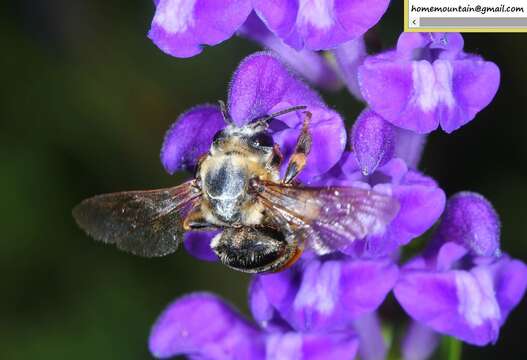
[1,1,526,359]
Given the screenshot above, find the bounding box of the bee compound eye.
[212,130,225,144]
[250,132,274,148]
[212,227,294,273]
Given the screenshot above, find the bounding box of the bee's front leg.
[266,143,284,172]
[283,111,312,184]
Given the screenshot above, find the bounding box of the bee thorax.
[202,157,248,223]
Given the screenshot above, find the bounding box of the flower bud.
[351,109,395,176]
[437,192,501,257]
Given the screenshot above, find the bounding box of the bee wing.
[72,181,200,257]
[256,181,399,255]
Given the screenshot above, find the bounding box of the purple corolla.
[144,26,524,357]
[149,0,390,57]
[395,192,527,346]
[358,32,500,134]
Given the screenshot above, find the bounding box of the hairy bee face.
[210,122,275,156]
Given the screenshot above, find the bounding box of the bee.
[73,102,399,273]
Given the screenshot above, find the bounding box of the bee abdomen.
[212,227,297,273]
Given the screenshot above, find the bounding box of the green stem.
[440,336,462,360]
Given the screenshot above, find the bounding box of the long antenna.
[257,105,307,123]
[218,100,233,125]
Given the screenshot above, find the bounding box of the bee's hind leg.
[283,111,312,184]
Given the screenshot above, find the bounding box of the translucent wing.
[256,181,399,255]
[72,181,200,257]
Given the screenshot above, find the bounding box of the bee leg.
[266,143,283,172]
[183,207,216,231]
[283,111,312,184]
[218,100,233,125]
[193,153,209,179]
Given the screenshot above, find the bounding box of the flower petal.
[256,257,397,332]
[254,0,389,50]
[440,58,500,133]
[394,254,527,346]
[339,258,399,320]
[351,109,395,176]
[384,171,446,247]
[396,32,464,60]
[228,52,324,125]
[249,276,276,328]
[184,231,218,261]
[160,105,224,174]
[149,0,252,58]
[434,241,469,272]
[494,256,527,321]
[359,32,500,134]
[395,269,498,346]
[395,33,430,60]
[266,331,359,360]
[238,13,343,91]
[358,58,441,133]
[149,293,264,359]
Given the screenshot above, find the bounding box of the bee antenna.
[259,105,307,123]
[218,100,234,125]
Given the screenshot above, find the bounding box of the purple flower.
[149,0,390,58]
[249,256,398,333]
[253,0,389,51]
[358,32,500,133]
[238,13,343,91]
[149,292,360,359]
[148,253,396,359]
[394,192,527,346]
[312,155,446,257]
[143,16,527,357]
[161,52,346,259]
[149,292,265,359]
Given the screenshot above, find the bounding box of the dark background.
[1,1,525,359]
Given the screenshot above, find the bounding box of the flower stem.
[440,336,462,360]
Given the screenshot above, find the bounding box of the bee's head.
[211,123,275,155]
[211,100,306,154]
